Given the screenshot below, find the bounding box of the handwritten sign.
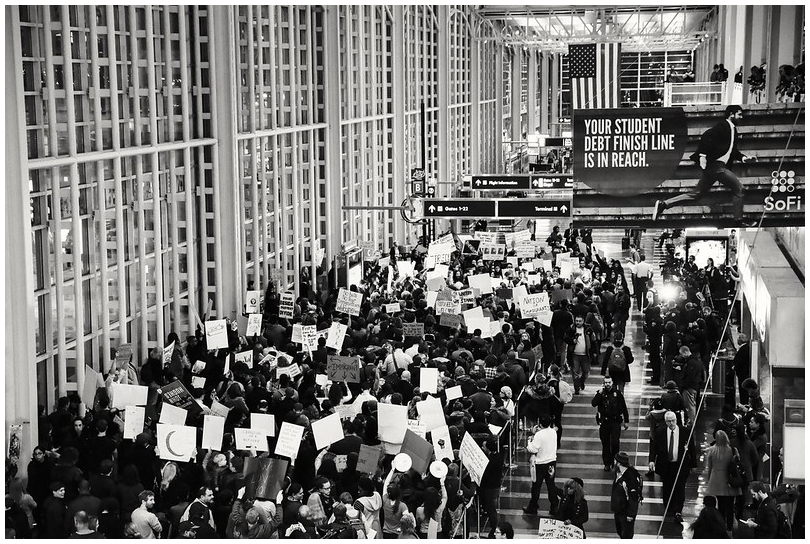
[275,422,306,460]
[300,325,318,351]
[452,289,475,305]
[384,303,401,314]
[246,313,263,336]
[205,319,229,350]
[402,322,425,338]
[537,518,584,539]
[325,322,348,351]
[279,291,295,319]
[114,343,133,370]
[163,342,175,366]
[520,292,551,319]
[210,399,232,418]
[516,242,536,259]
[327,355,360,383]
[235,427,269,451]
[435,301,459,315]
[123,405,145,439]
[475,231,497,243]
[277,364,302,379]
[439,312,462,329]
[335,288,363,316]
[459,432,490,485]
[407,419,427,439]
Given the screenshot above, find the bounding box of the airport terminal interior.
[4,4,806,539]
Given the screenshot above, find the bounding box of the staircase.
[574,103,805,228]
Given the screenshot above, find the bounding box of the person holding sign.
[652,105,756,224]
[554,478,590,537]
[522,415,560,516]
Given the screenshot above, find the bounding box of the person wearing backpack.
[611,452,643,539]
[740,481,781,538]
[564,315,597,394]
[601,333,634,394]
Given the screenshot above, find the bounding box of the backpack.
[621,467,644,504]
[726,447,748,489]
[558,379,574,403]
[607,347,628,374]
[775,504,792,539]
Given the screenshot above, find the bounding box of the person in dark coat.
[42,482,68,538]
[601,333,634,394]
[689,496,730,539]
[610,452,642,539]
[554,478,589,537]
[648,411,697,521]
[26,446,55,523]
[740,481,778,538]
[732,333,752,404]
[653,105,755,223]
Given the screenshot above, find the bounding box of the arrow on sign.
[428,205,436,213]
[560,204,568,213]
[532,179,540,188]
[475,180,481,186]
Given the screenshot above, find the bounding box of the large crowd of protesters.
[5,226,802,539]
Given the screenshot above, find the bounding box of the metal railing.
[663,81,728,106]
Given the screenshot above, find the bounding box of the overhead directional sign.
[470,174,573,191]
[423,199,571,218]
[498,199,572,218]
[423,199,497,218]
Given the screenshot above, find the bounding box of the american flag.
[569,42,622,109]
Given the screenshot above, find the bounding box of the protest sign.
[496,288,513,300]
[480,242,506,261]
[526,273,542,285]
[467,273,492,294]
[191,376,206,389]
[384,303,401,314]
[277,364,302,379]
[243,457,288,500]
[516,242,536,259]
[407,419,427,439]
[459,432,490,485]
[335,288,363,316]
[506,256,519,268]
[278,291,295,320]
[445,385,462,401]
[425,290,438,308]
[520,293,550,319]
[400,429,433,475]
[537,518,584,539]
[201,415,226,450]
[489,320,503,338]
[434,232,454,246]
[234,351,253,368]
[416,395,445,432]
[210,399,231,418]
[275,422,306,460]
[245,290,261,314]
[251,413,276,437]
[291,324,303,343]
[377,403,408,444]
[114,343,133,370]
[159,380,203,416]
[159,403,188,426]
[204,319,229,350]
[311,412,344,450]
[397,260,415,278]
[335,404,356,420]
[536,311,553,327]
[551,288,573,305]
[420,368,439,394]
[475,231,497,243]
[82,365,101,407]
[431,425,454,462]
[325,322,348,351]
[514,229,533,243]
[435,300,459,315]
[246,313,263,336]
[327,355,360,383]
[235,428,269,451]
[462,306,484,322]
[356,444,383,475]
[156,424,196,462]
[425,269,446,291]
[559,259,573,279]
[123,405,145,439]
[300,325,318,351]
[111,383,148,409]
[512,285,529,305]
[453,289,475,305]
[402,322,425,338]
[428,240,455,256]
[439,312,462,329]
[466,317,493,339]
[162,342,175,367]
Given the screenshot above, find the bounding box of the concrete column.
[539,52,549,135]
[470,22,481,174]
[209,6,241,319]
[5,6,39,475]
[437,6,450,191]
[527,49,537,133]
[550,53,559,137]
[391,7,407,246]
[767,5,804,103]
[323,6,344,259]
[510,49,521,142]
[495,43,504,172]
[725,5,748,103]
